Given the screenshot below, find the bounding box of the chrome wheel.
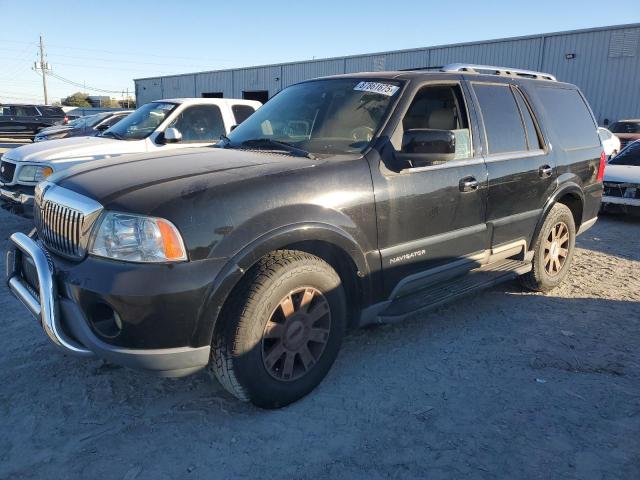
[261,287,331,382]
[543,221,570,276]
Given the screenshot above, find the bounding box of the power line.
[46,71,125,94]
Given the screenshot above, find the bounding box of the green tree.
[62,92,91,107]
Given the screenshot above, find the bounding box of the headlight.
[90,212,187,263]
[17,165,53,182]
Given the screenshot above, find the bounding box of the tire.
[210,250,347,408]
[520,203,576,292]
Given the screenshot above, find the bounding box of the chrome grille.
[33,182,104,260]
[35,200,84,257]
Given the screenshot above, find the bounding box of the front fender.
[193,222,374,346]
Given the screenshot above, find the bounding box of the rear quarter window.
[535,86,599,150]
[39,106,65,117]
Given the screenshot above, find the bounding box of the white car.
[598,127,621,158]
[0,98,261,213]
[602,140,640,211]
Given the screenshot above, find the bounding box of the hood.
[604,164,640,184]
[2,136,141,163]
[53,146,319,209]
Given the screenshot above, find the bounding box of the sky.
[0,0,638,104]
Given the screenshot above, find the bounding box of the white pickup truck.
[0,97,261,215]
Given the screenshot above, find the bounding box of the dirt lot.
[1,203,639,479]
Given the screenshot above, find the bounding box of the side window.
[512,87,543,151]
[0,106,11,117]
[400,84,472,161]
[535,86,600,150]
[14,106,39,117]
[473,84,527,155]
[103,115,126,127]
[231,104,256,125]
[39,106,63,117]
[168,105,225,143]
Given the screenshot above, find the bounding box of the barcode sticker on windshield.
[354,81,399,96]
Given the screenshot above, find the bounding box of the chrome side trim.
[6,232,93,357]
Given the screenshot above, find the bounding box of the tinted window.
[610,121,640,134]
[232,104,256,125]
[103,114,126,127]
[0,106,11,117]
[474,84,527,154]
[39,106,65,117]
[535,86,599,150]
[402,84,472,160]
[168,105,225,142]
[609,141,640,166]
[13,106,39,116]
[513,88,542,150]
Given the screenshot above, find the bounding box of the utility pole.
[38,34,49,104]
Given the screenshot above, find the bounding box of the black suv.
[0,104,67,139]
[6,65,604,408]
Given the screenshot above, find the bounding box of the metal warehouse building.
[135,23,640,124]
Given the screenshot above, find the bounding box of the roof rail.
[441,63,557,81]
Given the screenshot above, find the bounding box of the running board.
[377,259,532,323]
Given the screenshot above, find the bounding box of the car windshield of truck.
[222,78,403,155]
[610,121,640,134]
[609,141,640,166]
[101,102,177,140]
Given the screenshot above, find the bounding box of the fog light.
[89,303,122,339]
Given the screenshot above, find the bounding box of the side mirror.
[163,127,182,144]
[401,129,456,165]
[95,123,109,132]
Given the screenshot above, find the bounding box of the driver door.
[370,82,489,296]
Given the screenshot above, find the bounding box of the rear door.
[470,81,555,250]
[12,105,41,135]
[0,106,13,135]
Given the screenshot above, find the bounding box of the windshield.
[610,121,640,134]
[102,102,177,140]
[222,78,403,155]
[71,113,110,129]
[609,141,640,166]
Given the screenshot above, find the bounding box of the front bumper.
[6,232,212,377]
[0,185,35,206]
[602,195,640,208]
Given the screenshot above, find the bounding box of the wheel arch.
[530,182,584,248]
[195,222,373,345]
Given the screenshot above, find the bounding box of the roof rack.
[441,63,557,81]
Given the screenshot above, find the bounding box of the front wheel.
[520,203,576,292]
[210,250,346,408]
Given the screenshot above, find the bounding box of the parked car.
[34,111,133,142]
[0,98,260,215]
[5,65,603,408]
[602,140,640,213]
[598,127,621,157]
[609,119,640,151]
[0,104,67,139]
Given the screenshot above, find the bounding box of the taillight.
[597,151,606,182]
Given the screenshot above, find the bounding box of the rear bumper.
[602,195,640,207]
[6,232,211,377]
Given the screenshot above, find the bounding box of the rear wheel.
[210,250,346,408]
[520,203,576,292]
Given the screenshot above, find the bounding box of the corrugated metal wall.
[135,24,640,123]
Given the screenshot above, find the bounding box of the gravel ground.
[0,206,639,479]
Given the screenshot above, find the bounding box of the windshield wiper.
[239,138,315,159]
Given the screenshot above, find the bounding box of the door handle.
[539,165,553,178]
[459,177,479,192]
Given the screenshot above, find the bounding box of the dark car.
[0,104,67,139]
[33,111,133,142]
[6,64,604,408]
[609,119,640,151]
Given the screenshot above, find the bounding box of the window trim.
[511,85,546,153]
